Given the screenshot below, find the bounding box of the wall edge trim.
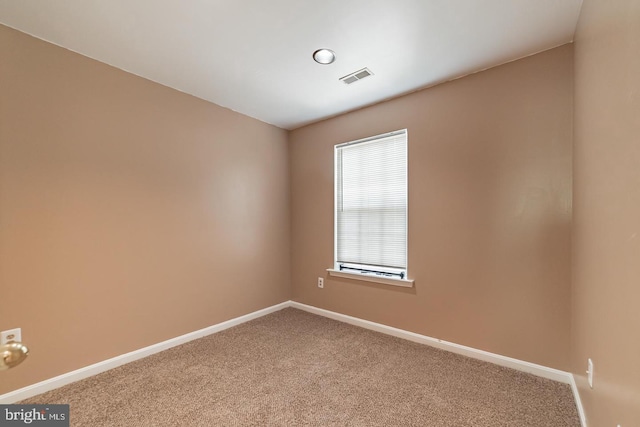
[569,373,588,427]
[0,301,290,403]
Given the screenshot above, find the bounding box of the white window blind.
[335,129,407,274]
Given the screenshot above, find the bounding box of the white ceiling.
[0,0,583,130]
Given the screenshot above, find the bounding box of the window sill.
[327,269,414,288]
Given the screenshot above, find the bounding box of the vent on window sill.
[327,268,414,288]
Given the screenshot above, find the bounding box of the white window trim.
[327,268,414,287]
[332,129,412,288]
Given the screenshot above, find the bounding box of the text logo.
[0,405,69,426]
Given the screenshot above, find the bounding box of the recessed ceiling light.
[313,49,336,65]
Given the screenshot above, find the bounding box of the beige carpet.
[22,308,580,426]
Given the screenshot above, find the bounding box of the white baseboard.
[290,301,572,384]
[292,301,588,425]
[2,299,583,425]
[569,373,588,427]
[0,301,290,404]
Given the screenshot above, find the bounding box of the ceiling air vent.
[339,68,374,85]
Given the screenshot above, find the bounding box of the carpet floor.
[22,308,580,426]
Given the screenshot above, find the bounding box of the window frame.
[327,129,413,288]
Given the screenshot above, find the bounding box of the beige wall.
[290,45,573,370]
[11,8,639,421]
[572,0,640,425]
[0,25,291,394]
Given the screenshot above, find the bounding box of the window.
[328,129,412,287]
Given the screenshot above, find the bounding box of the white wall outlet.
[1,328,22,345]
[587,358,594,388]
[318,277,324,288]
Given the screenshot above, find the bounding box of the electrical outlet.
[1,328,21,345]
[587,358,594,388]
[318,277,324,288]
